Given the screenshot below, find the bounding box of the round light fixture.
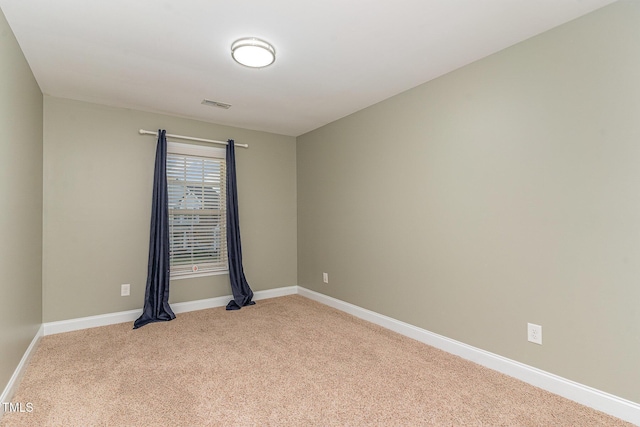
[231,38,276,68]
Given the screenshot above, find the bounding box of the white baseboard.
[172,286,298,314]
[43,308,141,335]
[43,286,299,336]
[0,324,43,417]
[297,286,640,426]
[254,286,299,300]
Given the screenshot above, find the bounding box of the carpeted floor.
[0,295,631,426]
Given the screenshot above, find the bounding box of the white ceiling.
[0,0,617,137]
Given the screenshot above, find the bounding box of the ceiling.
[0,0,616,137]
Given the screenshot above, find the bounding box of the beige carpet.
[0,295,630,426]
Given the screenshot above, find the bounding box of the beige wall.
[0,8,43,393]
[43,97,297,322]
[297,1,640,403]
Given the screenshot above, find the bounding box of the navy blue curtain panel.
[225,139,255,310]
[134,129,176,329]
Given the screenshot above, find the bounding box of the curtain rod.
[138,129,249,148]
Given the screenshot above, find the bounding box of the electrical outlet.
[322,272,329,284]
[527,323,542,345]
[121,284,130,297]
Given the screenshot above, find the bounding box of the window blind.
[166,146,227,277]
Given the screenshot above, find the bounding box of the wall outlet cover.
[121,284,130,297]
[527,323,542,345]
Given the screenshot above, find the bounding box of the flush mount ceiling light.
[231,38,276,68]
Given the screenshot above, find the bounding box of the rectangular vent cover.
[201,99,232,109]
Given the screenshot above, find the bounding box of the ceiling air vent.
[201,99,232,109]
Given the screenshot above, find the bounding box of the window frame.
[166,141,228,280]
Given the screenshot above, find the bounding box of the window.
[167,142,227,278]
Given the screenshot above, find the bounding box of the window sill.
[170,269,229,281]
